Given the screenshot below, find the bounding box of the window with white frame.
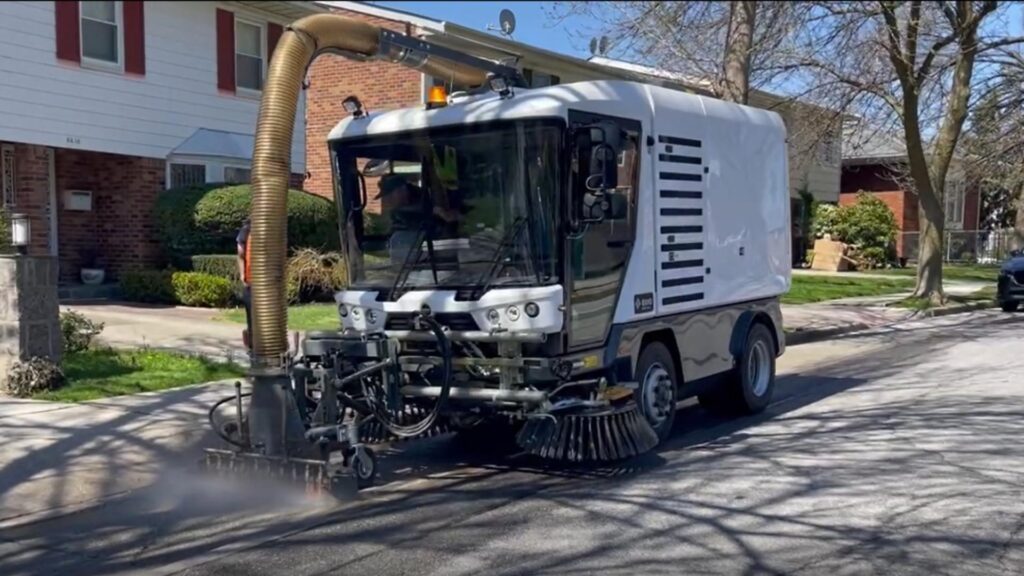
[80,1,121,67]
[945,178,966,229]
[169,163,207,189]
[235,20,264,92]
[224,166,251,184]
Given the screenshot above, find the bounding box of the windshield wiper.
[474,216,528,299]
[388,224,428,300]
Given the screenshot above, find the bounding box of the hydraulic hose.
[248,13,487,368]
[363,315,452,438]
[208,392,252,449]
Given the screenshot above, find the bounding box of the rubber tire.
[1001,300,1019,312]
[699,323,776,416]
[354,446,376,489]
[635,341,678,442]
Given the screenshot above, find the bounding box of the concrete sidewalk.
[60,303,250,364]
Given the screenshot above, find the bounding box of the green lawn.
[36,349,245,403]
[784,275,915,305]
[872,264,1001,283]
[218,303,339,331]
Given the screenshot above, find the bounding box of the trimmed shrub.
[0,210,10,255]
[287,248,348,304]
[2,357,65,398]
[833,193,898,269]
[60,311,104,354]
[154,183,339,265]
[813,203,840,238]
[120,270,175,304]
[192,254,240,282]
[170,272,234,308]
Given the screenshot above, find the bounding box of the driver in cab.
[376,174,460,263]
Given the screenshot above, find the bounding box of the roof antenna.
[487,8,516,39]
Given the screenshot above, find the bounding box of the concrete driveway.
[1,309,1022,575]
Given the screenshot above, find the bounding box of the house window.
[945,179,965,229]
[169,163,207,189]
[235,20,264,92]
[224,166,251,184]
[80,1,121,67]
[819,127,837,166]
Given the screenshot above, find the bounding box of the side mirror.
[587,143,618,192]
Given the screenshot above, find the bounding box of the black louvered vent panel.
[385,312,479,331]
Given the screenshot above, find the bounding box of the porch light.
[343,95,366,119]
[10,213,29,255]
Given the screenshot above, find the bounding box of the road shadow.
[0,311,1021,575]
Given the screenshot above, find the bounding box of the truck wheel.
[636,342,678,442]
[698,322,776,415]
[1001,300,1019,312]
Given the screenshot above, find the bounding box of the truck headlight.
[524,302,540,318]
[506,305,520,321]
[338,305,349,318]
[366,309,379,324]
[487,308,501,324]
[351,307,362,320]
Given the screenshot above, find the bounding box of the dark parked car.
[997,250,1024,312]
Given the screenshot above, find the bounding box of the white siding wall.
[0,1,305,172]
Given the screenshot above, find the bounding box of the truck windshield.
[335,120,562,297]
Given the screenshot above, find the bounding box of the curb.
[785,301,995,346]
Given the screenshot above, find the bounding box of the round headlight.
[506,305,520,321]
[366,309,378,324]
[338,305,349,318]
[351,307,362,320]
[486,308,501,324]
[524,302,540,318]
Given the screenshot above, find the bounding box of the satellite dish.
[598,35,610,56]
[589,37,598,56]
[498,9,516,36]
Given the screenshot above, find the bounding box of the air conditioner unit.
[65,190,93,211]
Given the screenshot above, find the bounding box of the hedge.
[155,183,340,266]
[120,270,234,308]
[192,254,239,282]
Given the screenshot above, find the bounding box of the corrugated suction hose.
[249,13,486,368]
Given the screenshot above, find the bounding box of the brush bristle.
[516,403,659,462]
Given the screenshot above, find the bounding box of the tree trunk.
[720,1,756,104]
[915,187,946,303]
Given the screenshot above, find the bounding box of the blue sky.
[373,1,596,57]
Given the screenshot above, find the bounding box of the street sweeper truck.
[203,13,789,490]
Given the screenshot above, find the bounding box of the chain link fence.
[900,229,1020,264]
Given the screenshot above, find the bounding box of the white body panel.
[330,80,789,331]
[0,1,304,171]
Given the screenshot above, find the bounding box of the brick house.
[0,1,317,280]
[841,122,980,261]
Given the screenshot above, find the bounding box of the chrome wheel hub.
[748,339,771,397]
[642,363,673,427]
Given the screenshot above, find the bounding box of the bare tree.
[548,1,806,104]
[794,1,1022,303]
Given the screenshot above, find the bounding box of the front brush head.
[516,402,659,462]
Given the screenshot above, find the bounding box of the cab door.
[565,111,642,350]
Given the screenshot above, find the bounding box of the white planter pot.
[81,268,105,285]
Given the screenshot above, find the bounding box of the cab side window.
[569,113,641,348]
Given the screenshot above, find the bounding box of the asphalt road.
[3,310,1023,575]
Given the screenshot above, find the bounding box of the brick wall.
[11,144,52,255]
[840,162,921,257]
[304,8,423,210]
[55,148,164,280]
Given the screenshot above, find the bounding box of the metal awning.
[169,129,254,161]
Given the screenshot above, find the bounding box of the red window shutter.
[216,9,235,93]
[268,23,283,61]
[55,1,80,63]
[123,1,145,75]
